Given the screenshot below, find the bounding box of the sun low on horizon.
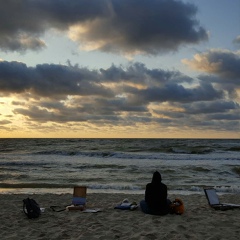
[0,0,239,139]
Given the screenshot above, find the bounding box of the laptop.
[72,186,87,206]
[204,188,240,210]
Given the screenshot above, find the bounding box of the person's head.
[152,171,162,184]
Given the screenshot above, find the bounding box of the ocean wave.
[168,185,240,194]
[87,184,142,191]
[1,183,240,194]
[0,183,73,189]
[75,164,127,170]
[0,161,49,167]
[1,138,240,154]
[185,166,211,172]
[0,182,142,191]
[167,147,213,154]
[212,186,240,194]
[31,149,217,160]
[232,166,240,175]
[227,146,240,152]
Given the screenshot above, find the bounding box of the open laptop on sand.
[204,188,240,210]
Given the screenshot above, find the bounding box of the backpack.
[170,198,184,215]
[23,198,41,219]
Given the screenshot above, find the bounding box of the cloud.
[0,61,113,98]
[0,60,218,103]
[100,62,193,85]
[182,49,240,78]
[183,101,240,114]
[182,49,240,96]
[233,35,240,45]
[125,81,223,105]
[0,33,46,52]
[0,0,208,54]
[154,100,240,132]
[0,120,11,125]
[1,59,238,136]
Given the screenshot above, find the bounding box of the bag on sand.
[23,198,41,219]
[170,198,184,215]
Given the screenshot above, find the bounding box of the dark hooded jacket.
[145,171,169,215]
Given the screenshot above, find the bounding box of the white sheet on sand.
[82,208,101,213]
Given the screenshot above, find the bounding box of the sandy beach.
[1,192,240,240]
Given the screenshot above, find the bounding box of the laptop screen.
[205,189,220,205]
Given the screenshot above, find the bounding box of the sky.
[0,0,239,138]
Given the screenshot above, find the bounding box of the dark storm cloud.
[0,0,208,54]
[0,60,214,103]
[183,101,240,114]
[13,97,149,123]
[183,49,240,81]
[205,50,240,79]
[0,61,112,97]
[100,62,193,84]
[0,34,46,52]
[13,105,88,123]
[183,49,240,98]
[168,101,240,124]
[1,60,238,133]
[233,36,240,45]
[154,107,240,132]
[92,98,148,113]
[207,113,240,121]
[154,99,240,131]
[125,82,223,104]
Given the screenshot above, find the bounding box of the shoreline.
[1,192,240,239]
[0,187,238,195]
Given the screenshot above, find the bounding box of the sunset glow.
[0,0,239,138]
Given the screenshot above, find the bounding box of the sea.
[0,138,239,195]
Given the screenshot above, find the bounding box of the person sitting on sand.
[140,171,171,215]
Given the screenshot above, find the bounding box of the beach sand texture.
[1,193,240,240]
